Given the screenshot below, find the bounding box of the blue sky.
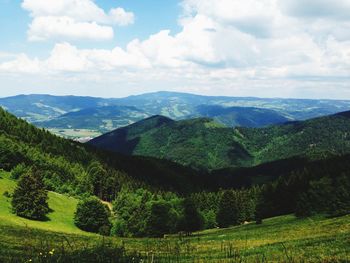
[0,0,349,99]
[0,0,181,55]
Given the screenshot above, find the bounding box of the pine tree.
[331,175,350,217]
[146,201,172,237]
[179,198,203,233]
[217,190,236,228]
[11,169,49,220]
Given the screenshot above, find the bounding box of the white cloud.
[28,16,114,41]
[1,0,349,99]
[0,54,42,74]
[22,0,134,41]
[280,0,350,20]
[109,8,135,26]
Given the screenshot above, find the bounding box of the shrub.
[3,191,12,198]
[111,218,128,237]
[74,197,111,234]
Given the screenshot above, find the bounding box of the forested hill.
[0,108,211,196]
[89,111,350,170]
[195,105,289,127]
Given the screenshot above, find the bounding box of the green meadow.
[1,171,349,262]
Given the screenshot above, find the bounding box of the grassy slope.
[0,172,86,235]
[126,215,350,262]
[1,172,349,262]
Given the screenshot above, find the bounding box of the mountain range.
[1,91,350,139]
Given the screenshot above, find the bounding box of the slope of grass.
[0,172,86,235]
[123,214,350,262]
[1,171,349,262]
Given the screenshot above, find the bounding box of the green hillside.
[90,112,350,170]
[1,100,350,262]
[0,107,211,196]
[1,172,349,263]
[0,172,85,235]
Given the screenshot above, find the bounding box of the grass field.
[0,172,87,235]
[1,172,349,262]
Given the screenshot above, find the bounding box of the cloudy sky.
[0,0,349,99]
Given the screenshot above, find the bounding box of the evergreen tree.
[11,169,49,220]
[146,201,172,237]
[87,162,107,199]
[10,163,27,179]
[217,190,236,228]
[179,198,203,233]
[74,197,111,234]
[331,175,350,216]
[295,177,333,217]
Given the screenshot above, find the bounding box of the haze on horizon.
[0,0,349,100]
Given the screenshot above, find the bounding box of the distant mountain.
[89,111,350,170]
[0,94,119,122]
[36,105,151,132]
[195,105,290,127]
[113,91,350,121]
[2,92,350,138]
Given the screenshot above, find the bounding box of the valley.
[2,92,350,139]
[89,111,350,170]
[2,0,349,261]
[0,96,349,262]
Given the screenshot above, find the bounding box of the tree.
[295,177,333,217]
[10,163,27,180]
[146,201,173,237]
[217,190,236,228]
[202,209,218,229]
[11,169,49,220]
[179,198,203,233]
[331,175,350,217]
[255,196,264,224]
[87,162,107,199]
[74,197,111,234]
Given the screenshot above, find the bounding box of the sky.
[0,0,349,99]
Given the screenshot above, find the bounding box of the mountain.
[2,92,350,138]
[2,107,350,263]
[0,107,214,194]
[113,91,350,121]
[36,105,151,133]
[89,111,350,170]
[0,94,123,122]
[195,105,290,127]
